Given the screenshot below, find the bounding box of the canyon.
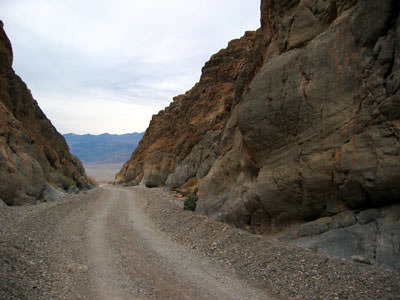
[0,1,399,299]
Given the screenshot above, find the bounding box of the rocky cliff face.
[115,31,257,188]
[197,0,400,226]
[117,0,400,270]
[0,23,90,205]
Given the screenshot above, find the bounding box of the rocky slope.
[115,30,257,187]
[0,22,90,205]
[117,0,400,271]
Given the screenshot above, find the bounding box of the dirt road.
[0,186,272,300]
[1,186,399,300]
[63,186,272,299]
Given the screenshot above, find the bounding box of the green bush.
[184,192,197,211]
[61,176,74,190]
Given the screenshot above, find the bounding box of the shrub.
[184,192,197,211]
[61,176,74,190]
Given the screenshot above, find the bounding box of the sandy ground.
[0,186,399,300]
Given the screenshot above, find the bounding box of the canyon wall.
[200,0,400,228]
[115,30,257,188]
[117,1,400,270]
[0,23,90,205]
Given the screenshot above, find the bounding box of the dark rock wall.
[196,0,400,271]
[0,23,90,205]
[199,0,400,230]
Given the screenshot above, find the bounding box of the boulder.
[279,205,400,271]
[42,184,66,202]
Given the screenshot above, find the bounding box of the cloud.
[0,0,260,133]
[37,92,166,135]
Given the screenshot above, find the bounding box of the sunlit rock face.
[115,30,257,188]
[0,23,90,205]
[118,0,400,270]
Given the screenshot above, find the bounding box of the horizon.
[1,1,260,135]
[64,132,144,136]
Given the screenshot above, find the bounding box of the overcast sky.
[1,1,260,134]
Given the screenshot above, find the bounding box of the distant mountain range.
[63,132,144,163]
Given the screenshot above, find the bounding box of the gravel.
[0,186,399,300]
[138,187,400,300]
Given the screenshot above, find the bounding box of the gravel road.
[0,186,399,300]
[0,186,274,300]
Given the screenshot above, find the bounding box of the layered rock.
[0,23,90,205]
[115,31,257,188]
[117,0,400,270]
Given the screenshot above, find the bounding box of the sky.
[1,0,260,134]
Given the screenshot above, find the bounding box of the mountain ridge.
[64,132,144,164]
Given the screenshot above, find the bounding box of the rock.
[286,0,337,49]
[381,205,400,221]
[279,205,400,271]
[357,208,381,225]
[198,0,400,230]
[330,211,357,229]
[42,184,66,202]
[67,185,79,194]
[115,31,257,187]
[296,218,331,237]
[286,223,376,266]
[165,131,221,189]
[0,23,90,205]
[66,263,89,273]
[351,255,372,265]
[376,206,400,270]
[0,198,6,209]
[376,218,400,271]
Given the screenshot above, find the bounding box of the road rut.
[51,186,272,300]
